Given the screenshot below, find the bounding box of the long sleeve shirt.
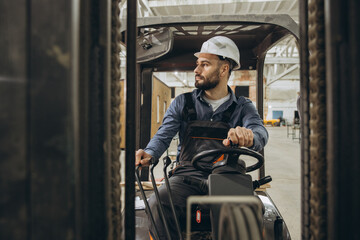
[144,87,268,160]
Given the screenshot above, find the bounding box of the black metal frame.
[256,56,266,179]
[299,0,310,239]
[0,2,29,239]
[325,0,360,239]
[0,0,113,239]
[124,0,138,238]
[138,68,153,181]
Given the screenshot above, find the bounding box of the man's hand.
[135,149,153,167]
[223,126,254,148]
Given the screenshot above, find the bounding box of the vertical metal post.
[139,68,153,181]
[28,0,85,238]
[125,0,137,239]
[308,0,328,239]
[256,56,265,179]
[110,0,122,239]
[71,0,81,239]
[299,0,310,239]
[1,0,112,239]
[326,0,360,239]
[0,2,29,239]
[78,0,112,239]
[81,0,113,237]
[325,1,340,237]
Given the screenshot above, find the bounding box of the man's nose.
[194,65,200,74]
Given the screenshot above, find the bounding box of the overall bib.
[174,92,237,178]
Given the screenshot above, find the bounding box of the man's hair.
[217,55,236,77]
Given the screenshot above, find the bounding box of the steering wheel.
[191,147,264,173]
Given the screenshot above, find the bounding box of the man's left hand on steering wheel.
[223,126,254,148]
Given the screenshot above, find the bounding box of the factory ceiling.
[119,0,299,88]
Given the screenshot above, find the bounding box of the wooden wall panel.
[151,76,171,138]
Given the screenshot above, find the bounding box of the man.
[135,36,268,240]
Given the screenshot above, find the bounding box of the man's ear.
[220,63,230,77]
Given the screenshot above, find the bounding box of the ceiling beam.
[148,0,294,7]
[154,72,188,87]
[265,57,299,64]
[267,64,299,85]
[274,1,283,12]
[260,1,268,12]
[138,0,155,16]
[246,2,252,12]
[122,0,299,22]
[275,38,294,57]
[172,73,187,87]
[137,0,143,17]
[288,0,298,11]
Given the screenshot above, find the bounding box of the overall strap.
[221,101,237,123]
[182,92,197,121]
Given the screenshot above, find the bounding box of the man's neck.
[204,84,229,100]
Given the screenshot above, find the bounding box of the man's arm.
[223,126,254,148]
[135,149,153,166]
[223,100,268,151]
[135,95,184,166]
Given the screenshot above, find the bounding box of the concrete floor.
[121,126,301,239]
[263,126,301,240]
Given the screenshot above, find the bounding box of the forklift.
[121,14,298,239]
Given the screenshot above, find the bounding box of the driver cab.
[121,15,298,240]
[120,15,299,180]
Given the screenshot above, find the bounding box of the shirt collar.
[195,86,238,104]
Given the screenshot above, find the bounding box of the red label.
[196,210,201,223]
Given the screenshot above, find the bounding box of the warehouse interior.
[1,0,359,240]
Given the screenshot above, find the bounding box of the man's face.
[194,53,221,90]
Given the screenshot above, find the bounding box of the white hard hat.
[194,36,241,70]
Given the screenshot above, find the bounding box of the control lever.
[162,156,183,240]
[253,175,272,190]
[149,157,172,240]
[135,164,160,240]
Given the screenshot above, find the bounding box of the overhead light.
[269,105,272,109]
[174,71,178,75]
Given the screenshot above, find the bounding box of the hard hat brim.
[194,52,241,70]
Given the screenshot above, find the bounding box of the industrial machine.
[120,14,299,240]
[135,147,291,239]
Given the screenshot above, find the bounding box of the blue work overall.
[147,93,237,240]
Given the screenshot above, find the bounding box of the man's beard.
[195,68,221,90]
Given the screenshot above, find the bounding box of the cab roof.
[121,15,299,71]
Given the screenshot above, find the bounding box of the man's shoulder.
[171,91,193,110]
[236,96,253,105]
[176,89,199,100]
